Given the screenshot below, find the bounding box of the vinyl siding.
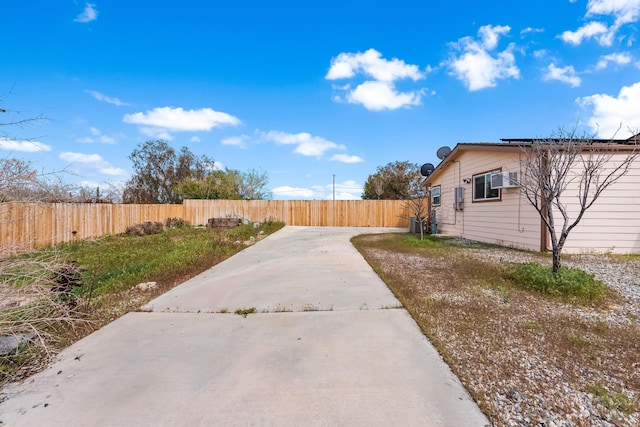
[429,150,541,250]
[556,155,640,254]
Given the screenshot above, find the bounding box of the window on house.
[431,186,441,206]
[473,172,500,201]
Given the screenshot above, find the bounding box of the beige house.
[423,140,640,254]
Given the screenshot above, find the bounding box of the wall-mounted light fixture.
[462,178,471,184]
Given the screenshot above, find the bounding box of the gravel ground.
[471,246,640,323]
[460,243,640,427]
[360,237,640,427]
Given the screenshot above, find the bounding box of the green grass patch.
[509,262,607,304]
[352,232,452,256]
[588,382,637,414]
[56,221,284,297]
[62,227,220,296]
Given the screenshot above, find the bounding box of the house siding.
[429,150,541,251]
[557,156,640,254]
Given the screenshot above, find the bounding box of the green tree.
[176,169,241,200]
[236,168,270,200]
[122,140,215,204]
[176,167,270,200]
[362,161,420,200]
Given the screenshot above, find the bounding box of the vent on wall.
[490,172,520,189]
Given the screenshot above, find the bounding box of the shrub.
[165,217,186,229]
[125,221,164,236]
[510,262,607,303]
[50,261,85,305]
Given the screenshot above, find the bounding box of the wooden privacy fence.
[0,202,185,254]
[1,200,410,252]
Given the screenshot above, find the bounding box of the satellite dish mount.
[420,163,435,177]
[436,146,452,160]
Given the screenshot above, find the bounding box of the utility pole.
[332,174,335,201]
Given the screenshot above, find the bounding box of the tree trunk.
[552,247,561,274]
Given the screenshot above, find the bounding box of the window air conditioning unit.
[490,171,520,189]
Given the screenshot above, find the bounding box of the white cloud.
[123,107,240,138]
[447,25,520,91]
[75,127,117,144]
[559,21,611,46]
[139,126,173,141]
[478,25,511,50]
[533,49,548,59]
[316,180,363,200]
[329,154,364,163]
[0,138,51,152]
[262,131,346,157]
[221,135,250,148]
[99,166,127,176]
[326,61,356,80]
[189,136,201,143]
[60,152,103,163]
[99,135,115,144]
[86,90,129,106]
[543,63,582,87]
[521,27,544,36]
[271,180,363,200]
[326,49,427,111]
[272,186,318,198]
[560,0,640,46]
[595,52,633,69]
[74,3,98,23]
[577,81,640,137]
[345,81,423,111]
[586,0,640,26]
[326,48,425,82]
[59,152,127,176]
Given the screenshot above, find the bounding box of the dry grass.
[352,233,640,427]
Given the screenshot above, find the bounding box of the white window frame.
[472,171,501,202]
[431,185,441,206]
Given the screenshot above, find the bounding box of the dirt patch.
[0,284,40,311]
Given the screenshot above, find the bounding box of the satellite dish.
[420,163,435,177]
[436,146,452,160]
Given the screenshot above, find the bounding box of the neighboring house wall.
[429,148,541,251]
[556,156,640,254]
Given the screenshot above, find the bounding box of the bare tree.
[0,157,39,201]
[0,109,45,137]
[402,175,430,240]
[519,127,639,273]
[374,179,384,200]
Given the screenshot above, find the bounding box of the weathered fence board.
[0,200,410,252]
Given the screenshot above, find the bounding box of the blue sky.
[2,0,639,199]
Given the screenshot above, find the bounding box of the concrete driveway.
[0,226,489,426]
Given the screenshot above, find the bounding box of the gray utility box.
[454,187,464,211]
[409,217,427,234]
